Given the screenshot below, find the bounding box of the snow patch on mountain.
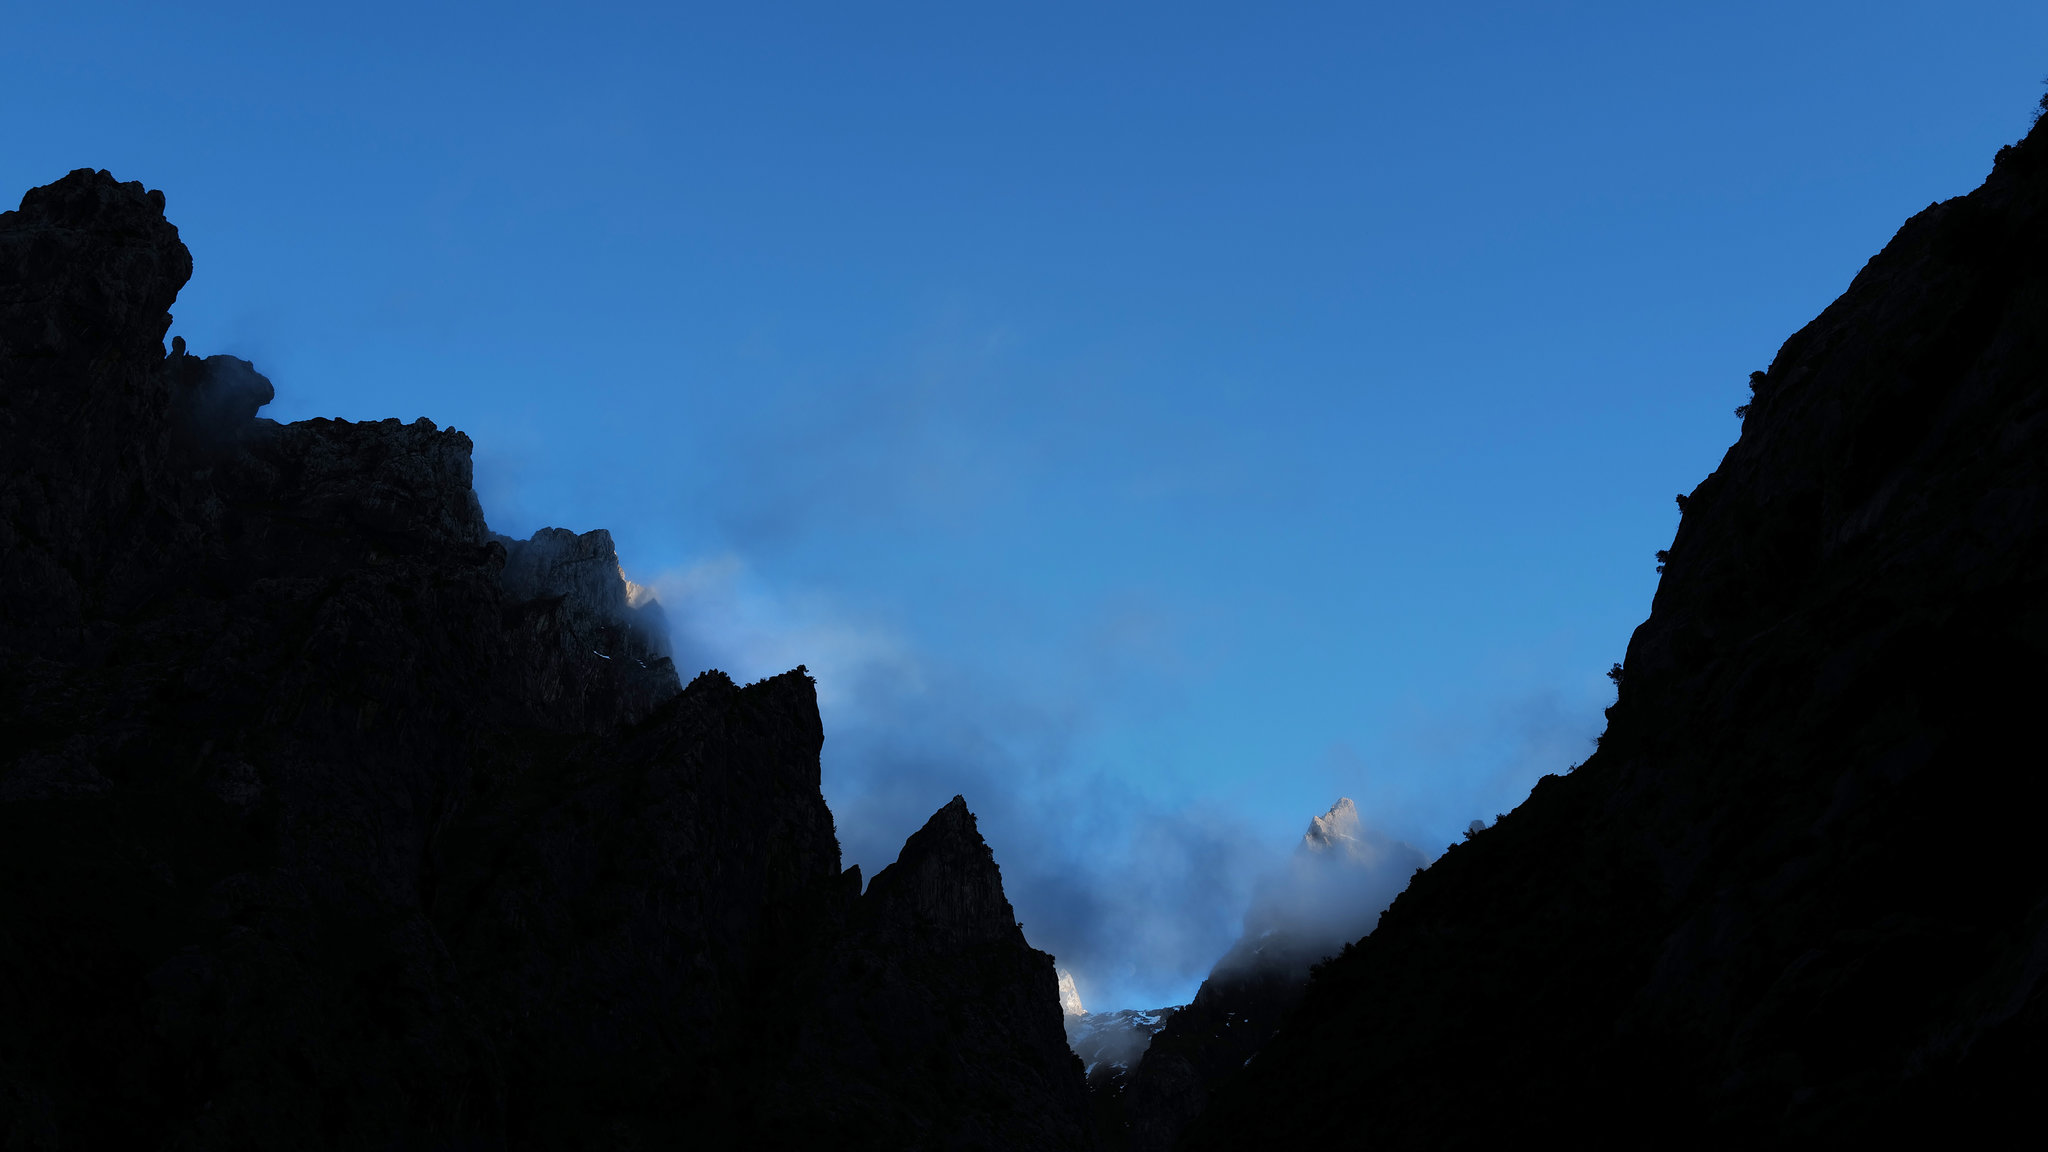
[1064,1005,1181,1075]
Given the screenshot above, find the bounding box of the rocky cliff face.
[1182,112,2048,1147]
[0,169,1088,1150]
[494,525,681,728]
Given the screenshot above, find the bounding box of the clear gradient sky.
[6,1,2045,1009]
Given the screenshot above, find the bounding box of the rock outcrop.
[1183,109,2048,1146]
[0,169,1088,1150]
[762,798,1091,1150]
[494,525,680,728]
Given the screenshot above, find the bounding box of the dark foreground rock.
[1181,112,2048,1146]
[0,169,1088,1150]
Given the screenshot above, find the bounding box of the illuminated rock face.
[494,524,682,728]
[1058,967,1088,1016]
[1180,117,2048,1146]
[0,170,1087,1151]
[1302,796,1361,851]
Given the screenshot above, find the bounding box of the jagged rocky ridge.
[1176,110,2048,1146]
[0,169,1088,1150]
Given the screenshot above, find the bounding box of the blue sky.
[7,1,2045,1009]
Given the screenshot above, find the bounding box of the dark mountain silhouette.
[0,169,1088,1150]
[1176,109,2048,1146]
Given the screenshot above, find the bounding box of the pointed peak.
[1057,968,1087,1016]
[891,795,991,868]
[901,795,977,844]
[862,795,1018,947]
[1304,797,1362,851]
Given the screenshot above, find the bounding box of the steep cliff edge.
[0,169,1087,1150]
[1186,113,2048,1146]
